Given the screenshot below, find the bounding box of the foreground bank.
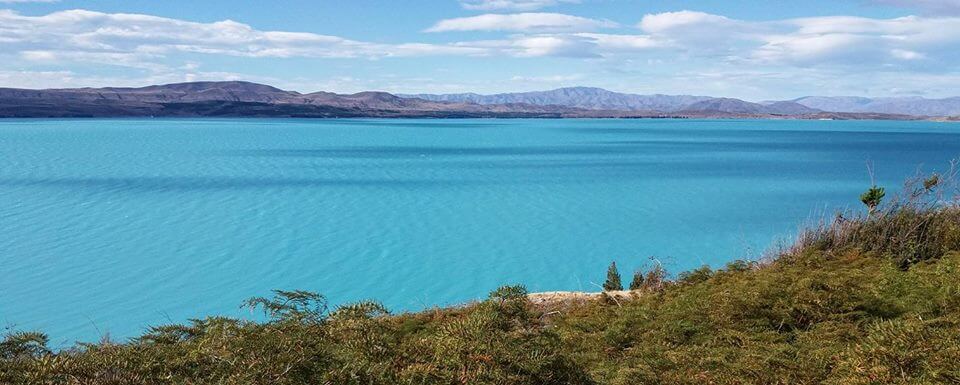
[3,177,960,384]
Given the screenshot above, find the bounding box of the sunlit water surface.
[1,118,958,345]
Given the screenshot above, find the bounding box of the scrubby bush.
[488,284,528,303]
[642,262,667,291]
[793,171,960,269]
[677,265,713,285]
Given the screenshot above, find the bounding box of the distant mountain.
[401,87,713,112]
[0,81,594,118]
[0,81,295,104]
[0,81,936,120]
[406,87,960,117]
[793,96,960,117]
[761,101,823,115]
[404,88,825,115]
[680,98,765,114]
[677,98,819,115]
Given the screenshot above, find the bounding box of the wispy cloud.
[4,8,958,65]
[870,0,960,15]
[634,10,960,67]
[2,7,960,98]
[459,0,579,11]
[510,73,583,82]
[426,12,618,32]
[0,9,488,64]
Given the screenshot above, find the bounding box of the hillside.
[3,176,960,384]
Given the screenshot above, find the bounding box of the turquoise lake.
[1,118,958,346]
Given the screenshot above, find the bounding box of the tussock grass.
[789,165,960,269]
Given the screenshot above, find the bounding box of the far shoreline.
[0,115,952,122]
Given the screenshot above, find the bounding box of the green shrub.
[677,265,713,285]
[488,284,528,302]
[860,185,886,214]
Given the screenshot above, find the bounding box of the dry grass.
[788,165,960,269]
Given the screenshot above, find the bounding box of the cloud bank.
[4,8,956,64]
[459,0,579,11]
[426,12,617,32]
[0,7,958,98]
[872,0,960,15]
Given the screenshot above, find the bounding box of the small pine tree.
[629,270,644,290]
[860,185,885,215]
[603,262,623,291]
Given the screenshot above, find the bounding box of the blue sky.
[1,0,959,100]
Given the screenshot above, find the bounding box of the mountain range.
[0,81,953,119]
[405,87,960,117]
[400,87,715,112]
[789,96,960,117]
[0,81,631,118]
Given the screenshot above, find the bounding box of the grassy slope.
[3,204,960,384]
[557,249,960,384]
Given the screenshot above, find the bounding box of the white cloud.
[3,8,958,66]
[441,33,660,57]
[639,11,738,34]
[0,9,631,67]
[637,10,772,53]
[871,0,960,15]
[0,9,489,64]
[5,8,955,66]
[509,34,598,56]
[574,33,661,51]
[459,0,579,11]
[426,13,617,32]
[510,73,582,82]
[751,15,960,65]
[631,11,960,66]
[2,8,960,98]
[891,49,926,60]
[675,68,960,99]
[0,70,75,89]
[0,8,649,72]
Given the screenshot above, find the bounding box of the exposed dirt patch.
[528,290,636,308]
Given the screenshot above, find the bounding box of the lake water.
[1,118,958,346]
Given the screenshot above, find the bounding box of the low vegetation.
[4,172,960,384]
